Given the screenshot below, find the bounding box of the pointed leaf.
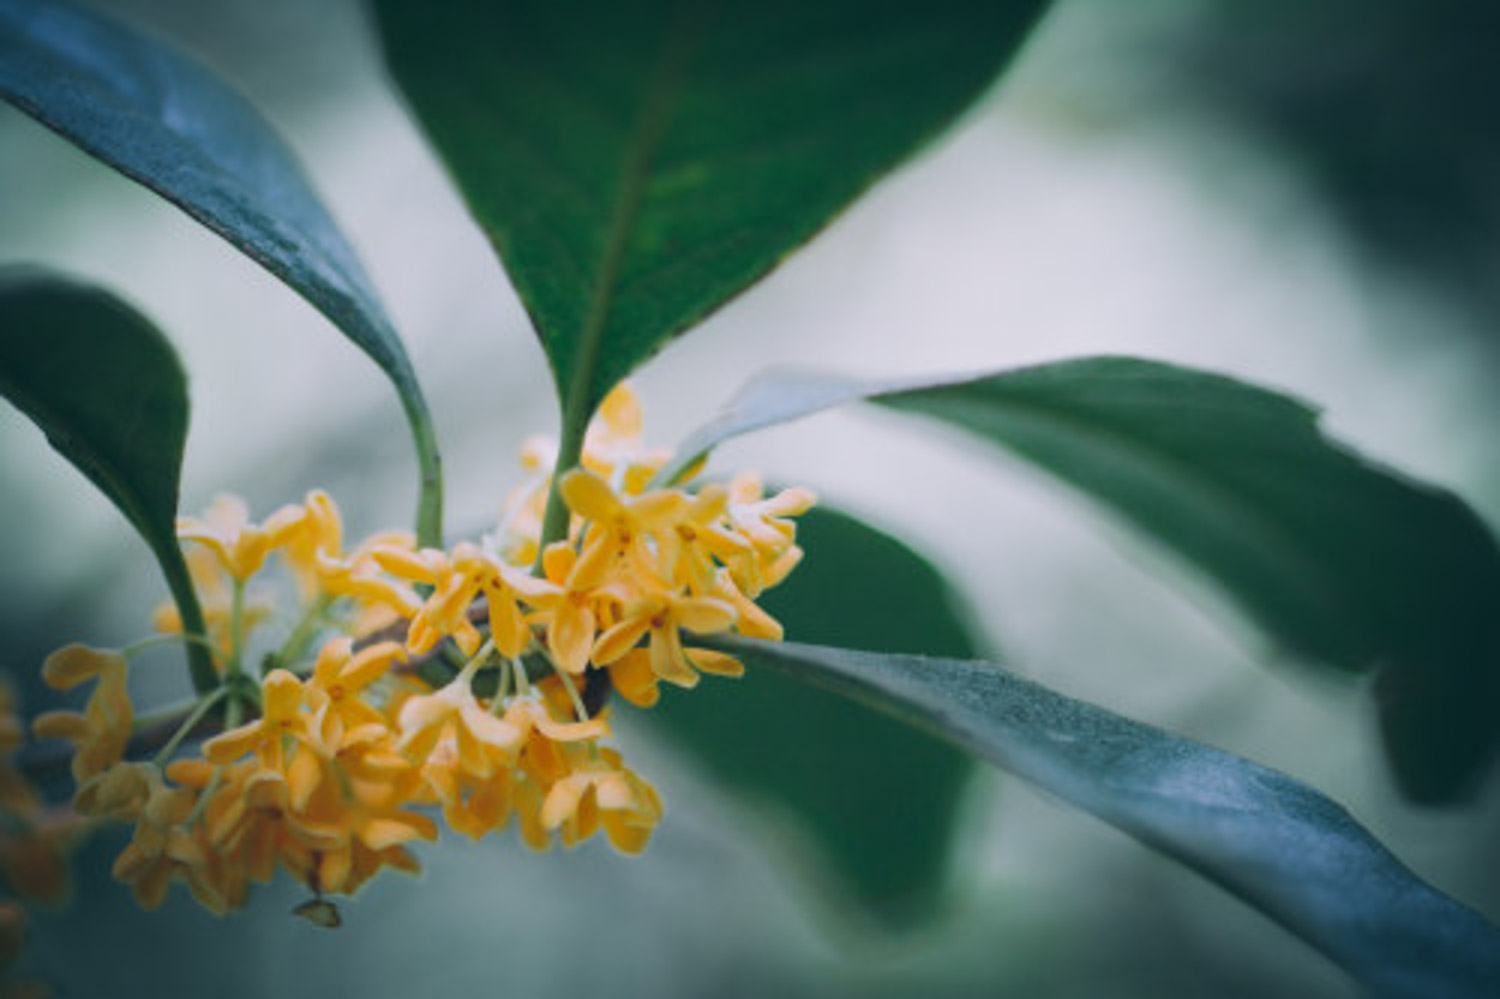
[666,358,1500,803]
[645,505,979,923]
[725,637,1500,998]
[0,272,214,692]
[372,0,1050,419]
[0,0,442,544]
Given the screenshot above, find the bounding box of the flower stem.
[534,410,588,570]
[153,687,229,767]
[266,594,332,675]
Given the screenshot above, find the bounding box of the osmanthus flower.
[418,693,606,841]
[540,745,663,854]
[374,542,558,658]
[150,543,274,663]
[203,669,308,772]
[302,637,405,734]
[579,382,673,494]
[395,661,525,771]
[558,469,689,591]
[285,490,423,626]
[177,494,306,583]
[723,472,816,597]
[655,484,753,596]
[592,590,739,689]
[534,541,619,675]
[109,767,222,912]
[20,383,817,920]
[31,644,133,783]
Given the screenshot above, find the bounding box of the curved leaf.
[372,0,1049,428]
[0,272,214,692]
[666,358,1500,803]
[725,637,1500,998]
[644,505,980,923]
[0,0,443,545]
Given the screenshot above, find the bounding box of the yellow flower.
[376,542,557,658]
[558,469,688,591]
[202,669,308,771]
[723,473,816,596]
[656,484,752,594]
[395,665,523,772]
[32,644,133,783]
[580,383,672,493]
[177,494,305,582]
[591,591,738,689]
[109,768,219,911]
[540,746,662,854]
[290,491,423,626]
[150,544,272,665]
[532,541,614,675]
[303,637,404,734]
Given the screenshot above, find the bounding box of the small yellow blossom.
[202,669,308,770]
[177,494,305,582]
[24,382,813,918]
[592,591,739,689]
[32,644,132,783]
[540,746,663,854]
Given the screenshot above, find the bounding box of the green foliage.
[0,0,442,546]
[726,637,1500,998]
[3,0,1497,989]
[667,359,1500,802]
[645,505,979,923]
[372,0,1047,418]
[0,272,213,692]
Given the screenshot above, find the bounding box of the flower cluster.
[25,385,813,917]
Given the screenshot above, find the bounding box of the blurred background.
[2,0,1498,995]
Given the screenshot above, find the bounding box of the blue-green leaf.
[667,359,1500,802]
[726,637,1500,998]
[0,0,442,545]
[373,0,1049,419]
[0,271,214,692]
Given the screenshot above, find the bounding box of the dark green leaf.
[373,0,1049,421]
[725,637,1500,998]
[665,358,1500,802]
[0,0,442,545]
[0,272,214,693]
[644,505,980,923]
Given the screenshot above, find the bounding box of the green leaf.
[664,359,1500,803]
[643,505,980,924]
[725,637,1500,998]
[0,0,443,546]
[372,0,1048,545]
[0,272,215,693]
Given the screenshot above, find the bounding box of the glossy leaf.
[665,358,1500,802]
[644,505,980,923]
[725,637,1500,998]
[373,0,1049,421]
[0,0,443,545]
[0,273,214,692]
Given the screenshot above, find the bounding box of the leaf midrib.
[562,0,705,417]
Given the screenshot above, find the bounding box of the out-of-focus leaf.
[0,0,443,545]
[726,637,1500,998]
[372,0,1050,421]
[0,272,214,692]
[666,358,1500,802]
[645,505,980,924]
